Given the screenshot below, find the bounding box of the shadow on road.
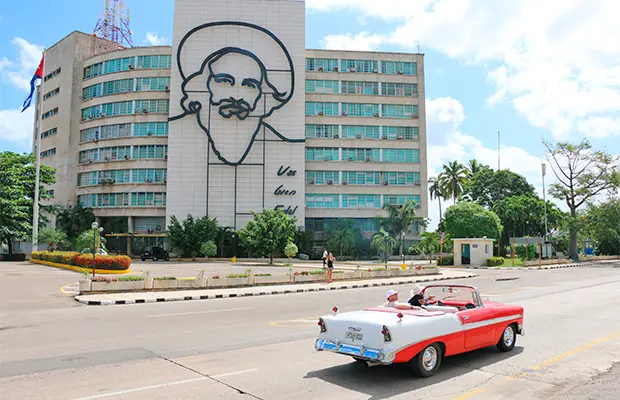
[304,346,524,400]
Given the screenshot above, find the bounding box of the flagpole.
[32,49,46,253]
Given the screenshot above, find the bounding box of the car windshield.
[423,286,478,304]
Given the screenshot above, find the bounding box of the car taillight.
[318,318,327,333]
[381,325,392,342]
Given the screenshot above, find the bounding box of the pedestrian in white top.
[322,248,328,269]
[383,289,423,310]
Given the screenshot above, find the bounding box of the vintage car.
[314,284,524,377]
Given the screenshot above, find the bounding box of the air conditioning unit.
[309,180,315,185]
[318,67,324,72]
[373,69,378,73]
[382,135,388,140]
[129,65,134,69]
[333,67,339,72]
[348,157,353,161]
[147,132,153,136]
[317,110,324,115]
[81,117,86,122]
[165,86,170,92]
[327,180,333,185]
[349,67,356,72]
[398,70,404,74]
[333,134,339,138]
[413,113,419,118]
[383,181,389,186]
[100,113,106,118]
[397,136,403,140]
[155,225,162,231]
[414,180,421,186]
[108,178,116,184]
[324,156,330,161]
[366,157,372,162]
[356,134,362,139]
[124,155,130,160]
[142,109,149,114]
[146,178,153,183]
[341,111,348,116]
[92,138,98,143]
[164,155,168,159]
[342,180,348,185]
[104,156,110,161]
[374,112,380,117]
[98,178,107,185]
[415,204,421,209]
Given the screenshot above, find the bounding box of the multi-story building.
[30,0,427,256]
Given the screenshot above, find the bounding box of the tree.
[544,139,620,259]
[0,152,55,254]
[380,200,428,255]
[168,214,219,258]
[326,219,361,257]
[294,227,315,256]
[55,204,96,246]
[76,229,107,253]
[417,231,441,261]
[371,229,397,268]
[466,159,486,178]
[463,169,536,210]
[582,198,620,255]
[284,242,298,262]
[428,177,444,222]
[200,240,218,259]
[38,228,69,251]
[439,161,469,204]
[216,226,234,258]
[237,209,297,264]
[443,202,503,240]
[499,195,566,241]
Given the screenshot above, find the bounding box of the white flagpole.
[32,49,46,253]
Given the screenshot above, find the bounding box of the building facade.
[32,0,427,256]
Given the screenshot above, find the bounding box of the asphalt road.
[1,263,620,399]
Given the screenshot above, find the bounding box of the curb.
[74,273,477,306]
[30,259,132,275]
[464,260,620,270]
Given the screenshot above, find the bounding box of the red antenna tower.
[94,0,134,48]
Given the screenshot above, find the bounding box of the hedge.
[487,257,505,267]
[437,255,454,266]
[31,251,131,271]
[0,253,27,262]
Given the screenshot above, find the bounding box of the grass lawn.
[496,256,524,267]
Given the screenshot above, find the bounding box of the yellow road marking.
[60,283,76,295]
[453,331,620,399]
[270,316,321,328]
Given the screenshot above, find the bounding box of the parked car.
[315,284,524,377]
[141,246,170,262]
[80,248,108,255]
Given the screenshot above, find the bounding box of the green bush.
[227,273,248,278]
[437,255,454,266]
[154,276,177,280]
[118,275,145,281]
[200,241,218,258]
[486,257,505,267]
[309,269,325,275]
[515,244,538,260]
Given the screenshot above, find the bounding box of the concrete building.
[31,0,427,256]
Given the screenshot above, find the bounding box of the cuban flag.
[22,54,45,113]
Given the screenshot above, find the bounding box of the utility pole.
[542,162,548,253]
[31,49,46,253]
[497,130,501,257]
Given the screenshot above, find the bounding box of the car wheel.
[153,256,158,262]
[141,257,145,262]
[165,256,170,261]
[497,324,517,352]
[410,343,442,378]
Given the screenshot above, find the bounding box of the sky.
[1,0,619,229]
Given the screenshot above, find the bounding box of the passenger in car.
[383,289,424,310]
[408,284,435,308]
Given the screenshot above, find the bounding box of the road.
[1,263,620,399]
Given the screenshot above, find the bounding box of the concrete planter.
[341,271,361,280]
[417,267,439,275]
[144,277,154,289]
[91,280,145,292]
[153,279,179,290]
[79,279,91,293]
[177,278,204,289]
[208,278,229,288]
[362,270,390,279]
[294,274,324,283]
[253,275,291,285]
[227,277,251,287]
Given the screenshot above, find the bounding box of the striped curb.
[465,260,620,270]
[74,273,477,306]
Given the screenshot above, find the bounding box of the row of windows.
[41,127,57,139]
[44,67,61,82]
[80,122,169,142]
[306,194,421,209]
[306,125,418,140]
[40,148,56,158]
[82,77,170,100]
[306,171,421,186]
[83,55,172,80]
[78,192,167,208]
[79,145,168,163]
[306,218,420,234]
[306,148,419,163]
[306,58,417,75]
[306,102,418,118]
[43,87,60,101]
[306,80,417,96]
[42,107,58,120]
[77,169,167,186]
[81,99,169,120]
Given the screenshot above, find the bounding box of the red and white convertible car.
[314,284,524,377]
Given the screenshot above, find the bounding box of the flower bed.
[31,251,131,271]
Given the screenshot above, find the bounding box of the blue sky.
[1,0,618,227]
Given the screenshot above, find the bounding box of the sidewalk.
[74,270,477,306]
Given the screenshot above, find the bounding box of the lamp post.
[542,162,548,240]
[91,222,104,278]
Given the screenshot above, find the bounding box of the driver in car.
[383,289,424,310]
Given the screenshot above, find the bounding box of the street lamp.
[542,163,548,241]
[91,222,103,278]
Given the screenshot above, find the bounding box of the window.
[102,79,135,96]
[40,148,56,158]
[385,172,420,186]
[306,102,338,116]
[305,124,338,139]
[341,103,379,117]
[136,77,170,91]
[342,148,380,162]
[101,101,134,117]
[83,57,134,80]
[136,55,172,69]
[341,81,378,95]
[47,190,55,198]
[341,125,380,139]
[134,122,169,136]
[134,99,169,114]
[306,80,339,94]
[306,171,338,185]
[306,194,339,209]
[341,60,378,73]
[382,149,420,163]
[384,195,421,207]
[78,194,97,207]
[78,171,99,187]
[41,128,57,139]
[99,146,132,161]
[98,193,131,207]
[382,126,418,140]
[133,145,168,159]
[306,58,339,72]
[43,87,60,101]
[82,84,103,101]
[42,108,58,120]
[81,105,100,120]
[44,68,61,82]
[341,171,381,185]
[353,218,379,233]
[382,82,417,96]
[100,169,131,184]
[134,217,166,232]
[100,123,132,139]
[381,61,417,75]
[382,104,418,118]
[306,147,339,161]
[132,169,168,183]
[79,149,99,163]
[131,192,167,207]
[342,194,381,209]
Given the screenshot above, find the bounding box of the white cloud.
[309,0,620,140]
[0,108,34,149]
[0,37,44,92]
[145,32,168,46]
[321,32,383,51]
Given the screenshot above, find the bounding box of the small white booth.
[452,238,495,267]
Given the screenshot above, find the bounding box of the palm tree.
[381,200,428,255]
[371,229,397,268]
[326,219,359,257]
[466,159,484,178]
[55,204,95,246]
[428,176,444,222]
[38,228,69,251]
[417,231,441,262]
[440,161,469,204]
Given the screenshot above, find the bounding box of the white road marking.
[73,369,258,399]
[145,307,253,318]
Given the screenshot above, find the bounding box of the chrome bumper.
[315,339,384,361]
[518,323,524,336]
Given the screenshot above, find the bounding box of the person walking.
[326,252,336,283]
[322,247,328,270]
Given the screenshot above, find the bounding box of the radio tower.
[94,0,133,48]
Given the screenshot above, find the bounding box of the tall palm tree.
[371,229,397,268]
[38,228,69,251]
[428,176,444,222]
[55,204,95,246]
[381,200,428,255]
[440,161,469,204]
[466,159,484,178]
